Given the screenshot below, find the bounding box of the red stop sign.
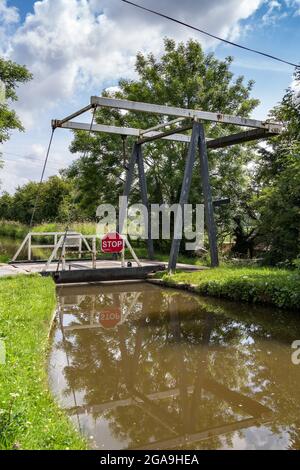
[100,307,121,329]
[101,232,124,253]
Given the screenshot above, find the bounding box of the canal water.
[48,282,300,450]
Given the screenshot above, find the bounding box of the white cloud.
[0,0,19,24]
[262,0,282,24]
[292,78,300,107]
[285,0,300,15]
[4,0,265,129]
[1,140,73,193]
[0,0,20,55]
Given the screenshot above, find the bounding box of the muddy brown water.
[48,282,300,450]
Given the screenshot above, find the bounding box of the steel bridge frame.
[52,96,283,270]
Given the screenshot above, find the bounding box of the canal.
[48,281,300,450]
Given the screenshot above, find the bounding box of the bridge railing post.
[12,233,30,262]
[28,234,32,261]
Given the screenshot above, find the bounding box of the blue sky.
[1,0,299,193]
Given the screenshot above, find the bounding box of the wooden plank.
[90,96,283,131]
[51,104,93,128]
[207,128,276,149]
[56,121,282,146]
[43,264,166,284]
[58,121,191,143]
[138,123,193,144]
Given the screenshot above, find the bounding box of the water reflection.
[49,282,300,450]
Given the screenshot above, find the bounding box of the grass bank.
[156,267,300,310]
[0,275,86,450]
[0,220,97,239]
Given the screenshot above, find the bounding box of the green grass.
[157,266,300,310]
[30,221,97,236]
[0,220,97,239]
[0,221,28,239]
[0,275,86,450]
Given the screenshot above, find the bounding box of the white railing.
[12,231,141,272]
[12,232,85,262]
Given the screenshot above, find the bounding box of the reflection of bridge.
[57,284,273,450]
[59,289,141,330]
[67,383,272,450]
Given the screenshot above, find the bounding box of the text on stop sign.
[102,240,123,249]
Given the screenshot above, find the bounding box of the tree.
[0,176,74,225]
[0,57,32,144]
[0,191,13,220]
[66,38,259,251]
[254,69,300,264]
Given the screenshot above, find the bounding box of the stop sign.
[101,232,124,253]
[100,307,121,329]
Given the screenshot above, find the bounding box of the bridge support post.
[168,122,200,272]
[119,143,139,235]
[198,124,219,267]
[119,142,154,260]
[137,145,154,260]
[168,122,219,272]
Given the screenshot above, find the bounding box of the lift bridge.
[11,96,283,283]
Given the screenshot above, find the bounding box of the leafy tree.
[0,176,73,225]
[0,57,32,189]
[66,38,259,250]
[0,57,32,144]
[0,191,13,220]
[254,69,300,264]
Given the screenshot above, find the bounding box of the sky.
[0,0,299,193]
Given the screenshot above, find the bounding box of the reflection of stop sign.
[100,307,121,329]
[101,232,124,253]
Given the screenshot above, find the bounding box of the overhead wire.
[120,0,299,69]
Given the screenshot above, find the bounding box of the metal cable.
[29,128,55,227]
[56,106,97,272]
[121,0,299,69]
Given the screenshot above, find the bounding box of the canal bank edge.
[148,267,300,310]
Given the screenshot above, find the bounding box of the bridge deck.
[1,259,207,283]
